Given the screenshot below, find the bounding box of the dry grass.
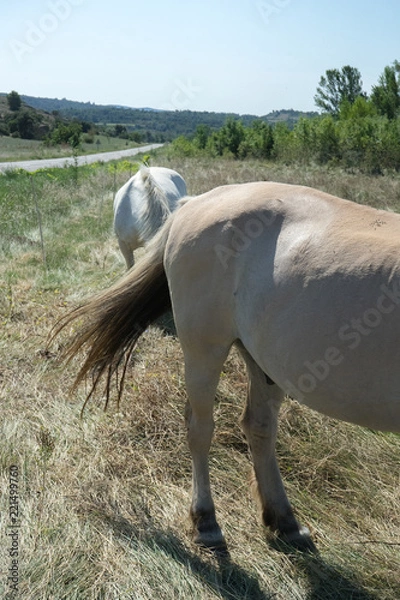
[161,154,400,213]
[0,156,399,599]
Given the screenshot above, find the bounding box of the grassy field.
[0,154,399,599]
[0,135,140,163]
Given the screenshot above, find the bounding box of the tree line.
[3,61,399,173]
[19,95,315,142]
[169,62,400,174]
[1,90,317,147]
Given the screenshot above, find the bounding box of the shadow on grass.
[84,498,381,600]
[94,504,272,600]
[269,538,380,600]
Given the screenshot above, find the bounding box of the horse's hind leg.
[238,344,313,550]
[117,238,134,270]
[184,345,230,549]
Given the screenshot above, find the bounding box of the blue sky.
[1,0,399,115]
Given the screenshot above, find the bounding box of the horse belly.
[236,272,400,433]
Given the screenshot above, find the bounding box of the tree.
[194,124,211,150]
[339,95,377,120]
[216,118,245,157]
[239,120,274,159]
[314,66,365,116]
[7,109,37,139]
[371,61,400,119]
[114,124,128,137]
[48,122,82,148]
[7,90,22,112]
[16,110,36,139]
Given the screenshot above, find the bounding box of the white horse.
[54,181,400,551]
[113,166,187,269]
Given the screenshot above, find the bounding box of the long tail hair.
[50,213,175,411]
[139,166,172,242]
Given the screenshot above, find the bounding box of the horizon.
[9,91,319,118]
[1,1,399,116]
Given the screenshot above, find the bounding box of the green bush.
[166,109,400,173]
[168,135,198,158]
[47,122,82,149]
[238,120,274,159]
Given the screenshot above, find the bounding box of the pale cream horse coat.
[56,182,400,550]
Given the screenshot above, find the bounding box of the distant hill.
[0,93,57,139]
[19,95,318,142]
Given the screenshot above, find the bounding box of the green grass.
[0,155,399,599]
[0,135,140,162]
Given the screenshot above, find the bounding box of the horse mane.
[138,167,173,242]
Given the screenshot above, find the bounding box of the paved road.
[0,143,164,174]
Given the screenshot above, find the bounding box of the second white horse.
[113,166,187,268]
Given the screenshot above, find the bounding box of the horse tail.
[51,213,174,410]
[139,166,171,241]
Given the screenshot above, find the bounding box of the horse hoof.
[277,527,317,553]
[192,527,227,551]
